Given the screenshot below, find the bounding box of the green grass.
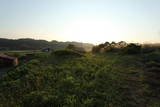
[0,52,160,107]
[0,50,43,57]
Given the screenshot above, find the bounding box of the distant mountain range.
[0,38,94,51]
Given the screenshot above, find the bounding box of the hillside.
[0,38,94,51]
[0,48,160,106]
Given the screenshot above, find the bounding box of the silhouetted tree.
[117,41,127,48]
[92,46,101,53]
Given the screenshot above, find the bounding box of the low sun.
[62,19,124,44]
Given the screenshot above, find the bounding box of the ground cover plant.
[0,43,160,107]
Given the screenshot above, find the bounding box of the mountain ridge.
[0,38,94,51]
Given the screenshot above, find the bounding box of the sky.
[0,0,160,44]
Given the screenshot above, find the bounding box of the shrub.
[66,44,86,54]
[143,51,160,62]
[123,43,141,54]
[22,91,58,107]
[54,49,83,57]
[142,46,155,53]
[92,46,101,53]
[146,61,160,68]
[146,67,160,72]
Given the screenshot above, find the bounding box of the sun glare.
[61,19,125,44]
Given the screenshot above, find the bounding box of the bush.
[92,46,101,53]
[142,44,160,53]
[143,51,160,62]
[54,49,83,57]
[123,43,141,54]
[146,61,160,68]
[22,91,58,107]
[142,46,155,53]
[146,67,160,72]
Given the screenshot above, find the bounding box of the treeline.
[92,41,160,54]
[0,38,93,51]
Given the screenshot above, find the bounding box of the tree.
[117,41,127,48]
[92,46,101,53]
[67,44,76,50]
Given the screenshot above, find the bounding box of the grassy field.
[0,50,160,107]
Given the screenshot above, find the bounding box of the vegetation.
[92,41,142,54]
[53,49,84,57]
[0,38,93,51]
[0,41,160,107]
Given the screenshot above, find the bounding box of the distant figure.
[0,53,18,67]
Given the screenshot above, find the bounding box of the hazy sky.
[0,0,160,44]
